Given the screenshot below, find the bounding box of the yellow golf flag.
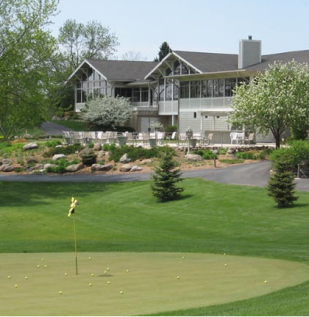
[68,196,79,217]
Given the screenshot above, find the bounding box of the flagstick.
[72,213,78,275]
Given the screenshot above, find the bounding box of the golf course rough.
[1,252,309,316]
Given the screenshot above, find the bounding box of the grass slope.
[1,179,309,315]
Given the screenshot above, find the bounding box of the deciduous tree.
[80,96,132,129]
[0,0,59,139]
[229,61,309,148]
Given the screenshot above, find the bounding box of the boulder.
[139,159,153,165]
[97,150,105,158]
[27,157,38,164]
[185,154,203,162]
[0,164,14,172]
[44,163,57,169]
[130,165,142,172]
[93,143,102,151]
[2,158,12,165]
[65,163,84,172]
[23,143,38,151]
[120,163,132,172]
[53,154,66,160]
[120,153,131,163]
[91,163,113,172]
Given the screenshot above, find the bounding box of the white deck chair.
[230,132,239,144]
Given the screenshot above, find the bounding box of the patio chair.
[157,132,165,145]
[203,132,213,145]
[244,133,255,144]
[230,132,239,144]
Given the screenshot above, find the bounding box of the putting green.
[1,252,309,316]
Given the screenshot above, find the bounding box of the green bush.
[45,140,62,148]
[43,144,84,158]
[270,141,309,169]
[235,152,256,160]
[218,148,228,155]
[109,145,175,162]
[192,149,217,160]
[103,143,116,151]
[46,165,67,174]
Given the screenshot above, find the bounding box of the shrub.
[219,148,228,155]
[235,152,256,160]
[43,144,84,157]
[45,140,62,148]
[109,145,175,163]
[46,165,67,174]
[192,149,217,160]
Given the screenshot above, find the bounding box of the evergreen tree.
[154,42,171,62]
[267,154,298,208]
[151,149,184,202]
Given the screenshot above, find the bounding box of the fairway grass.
[1,252,309,316]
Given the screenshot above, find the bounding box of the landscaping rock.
[23,143,38,151]
[2,158,12,165]
[53,154,66,160]
[65,163,84,172]
[44,163,57,170]
[120,163,132,172]
[185,154,202,161]
[93,143,102,151]
[27,157,38,164]
[139,159,153,165]
[130,165,142,172]
[0,164,14,172]
[97,151,105,158]
[91,163,113,172]
[120,153,131,163]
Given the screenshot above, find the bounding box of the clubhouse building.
[66,37,309,143]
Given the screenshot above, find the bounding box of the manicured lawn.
[1,178,309,315]
[51,119,88,131]
[1,252,309,316]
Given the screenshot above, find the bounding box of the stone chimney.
[238,36,262,69]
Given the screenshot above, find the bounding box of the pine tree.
[151,150,184,202]
[267,156,298,208]
[154,42,171,62]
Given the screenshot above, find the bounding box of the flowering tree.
[229,61,309,148]
[81,96,132,129]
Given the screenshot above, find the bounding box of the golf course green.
[2,179,309,315]
[1,252,309,316]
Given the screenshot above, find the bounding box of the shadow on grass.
[0,181,128,207]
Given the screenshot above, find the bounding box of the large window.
[179,77,250,99]
[115,88,132,99]
[132,88,140,102]
[180,81,189,98]
[159,78,165,101]
[141,88,148,102]
[201,80,213,97]
[75,68,107,103]
[213,79,224,97]
[225,78,237,97]
[190,81,201,98]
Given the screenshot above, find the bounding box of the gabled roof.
[85,59,158,82]
[244,50,309,71]
[173,50,239,72]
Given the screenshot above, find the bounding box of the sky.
[49,0,309,61]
